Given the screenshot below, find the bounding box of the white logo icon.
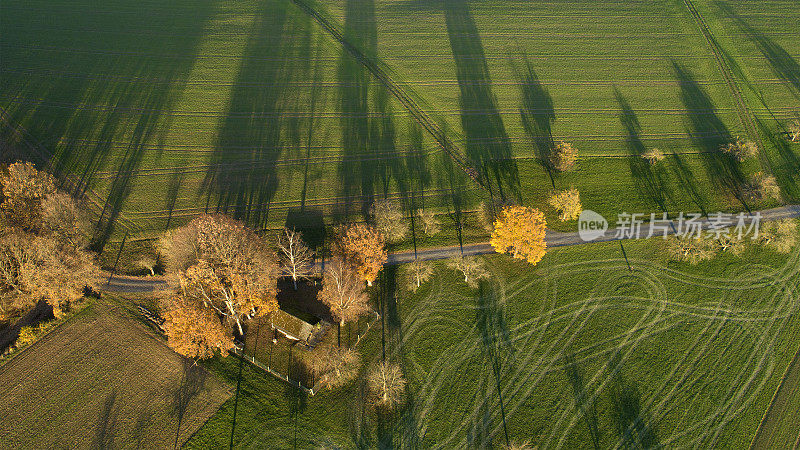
[578,210,608,242]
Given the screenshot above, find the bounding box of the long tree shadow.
[202,0,299,228]
[565,353,601,450]
[336,0,410,220]
[443,0,520,203]
[673,61,747,209]
[2,0,215,249]
[171,359,209,448]
[609,377,659,449]
[613,87,672,212]
[475,280,513,447]
[716,2,800,100]
[514,56,557,188]
[755,115,800,201]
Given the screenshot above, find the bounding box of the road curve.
[101,205,800,293]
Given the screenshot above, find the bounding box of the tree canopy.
[490,205,548,265]
[336,223,387,286]
[0,162,98,322]
[159,214,280,358]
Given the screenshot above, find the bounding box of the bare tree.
[305,344,361,390]
[277,227,315,290]
[720,138,758,162]
[788,119,800,142]
[371,199,408,243]
[642,148,665,165]
[447,256,490,288]
[665,235,717,265]
[759,219,798,254]
[416,209,441,236]
[742,172,781,203]
[404,259,433,292]
[367,361,406,410]
[549,141,578,172]
[319,258,370,326]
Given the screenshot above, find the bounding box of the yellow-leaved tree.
[337,223,387,286]
[490,205,547,265]
[159,214,280,359]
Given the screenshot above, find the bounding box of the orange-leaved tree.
[159,214,280,359]
[490,205,547,265]
[337,223,387,286]
[0,161,98,322]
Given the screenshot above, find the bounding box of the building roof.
[270,309,314,342]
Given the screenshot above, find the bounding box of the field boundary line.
[749,337,800,449]
[288,0,487,191]
[682,0,765,158]
[0,300,93,370]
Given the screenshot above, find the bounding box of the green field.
[187,237,800,448]
[2,0,798,258]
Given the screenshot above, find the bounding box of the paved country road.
[101,205,800,293]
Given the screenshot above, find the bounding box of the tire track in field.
[396,246,800,448]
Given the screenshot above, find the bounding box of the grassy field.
[188,235,800,448]
[0,298,231,448]
[2,0,797,260]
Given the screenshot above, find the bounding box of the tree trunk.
[367,280,373,287]
[293,276,298,290]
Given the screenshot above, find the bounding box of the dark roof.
[270,309,314,342]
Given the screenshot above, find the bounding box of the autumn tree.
[159,214,280,358]
[277,227,314,290]
[788,119,799,142]
[404,259,433,292]
[367,361,407,410]
[447,256,489,288]
[759,219,798,254]
[0,162,98,322]
[337,223,387,286]
[742,172,781,203]
[371,199,408,243]
[549,141,578,172]
[548,187,583,221]
[0,161,56,230]
[318,259,370,326]
[490,205,547,265]
[416,209,441,236]
[162,290,233,360]
[720,138,758,162]
[642,148,665,165]
[305,344,361,390]
[0,231,98,320]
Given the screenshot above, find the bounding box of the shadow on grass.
[476,280,513,446]
[673,61,747,210]
[716,2,800,100]
[335,0,411,220]
[172,359,209,448]
[565,353,601,450]
[513,56,557,188]
[202,0,295,228]
[1,0,215,249]
[607,354,659,449]
[443,0,520,203]
[613,87,672,212]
